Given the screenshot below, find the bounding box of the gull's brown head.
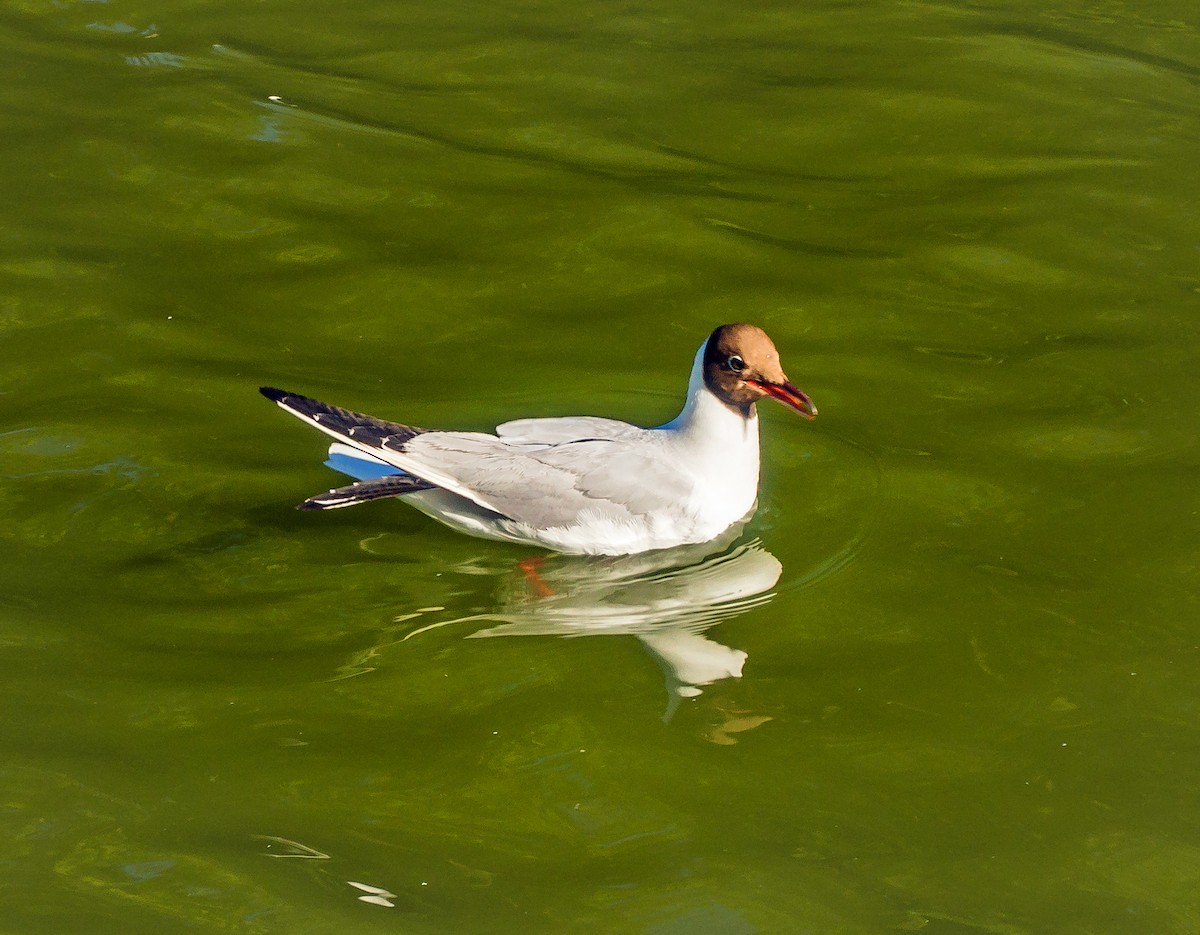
[702,323,817,420]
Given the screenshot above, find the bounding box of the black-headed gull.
[260,323,816,555]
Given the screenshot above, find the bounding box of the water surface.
[2,0,1198,931]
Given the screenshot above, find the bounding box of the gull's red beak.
[749,379,818,420]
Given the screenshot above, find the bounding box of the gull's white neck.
[658,342,761,488]
[650,341,762,537]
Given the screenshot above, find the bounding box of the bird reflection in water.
[398,531,782,720]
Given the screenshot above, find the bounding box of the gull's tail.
[260,387,437,510]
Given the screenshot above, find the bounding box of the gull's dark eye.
[724,355,746,373]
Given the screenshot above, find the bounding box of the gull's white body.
[325,344,760,555]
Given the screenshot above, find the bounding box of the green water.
[3,0,1199,930]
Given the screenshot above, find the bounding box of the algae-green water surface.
[3,0,1198,931]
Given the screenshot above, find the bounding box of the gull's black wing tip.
[295,474,437,511]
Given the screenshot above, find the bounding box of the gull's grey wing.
[262,387,690,529]
[495,416,642,446]
[398,431,695,530]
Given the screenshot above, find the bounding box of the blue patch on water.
[645,903,757,935]
[86,21,137,33]
[121,859,175,881]
[125,52,185,69]
[251,116,285,144]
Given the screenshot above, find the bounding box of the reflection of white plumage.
[261,323,815,555]
[405,534,783,707]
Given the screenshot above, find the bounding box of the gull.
[260,323,816,555]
